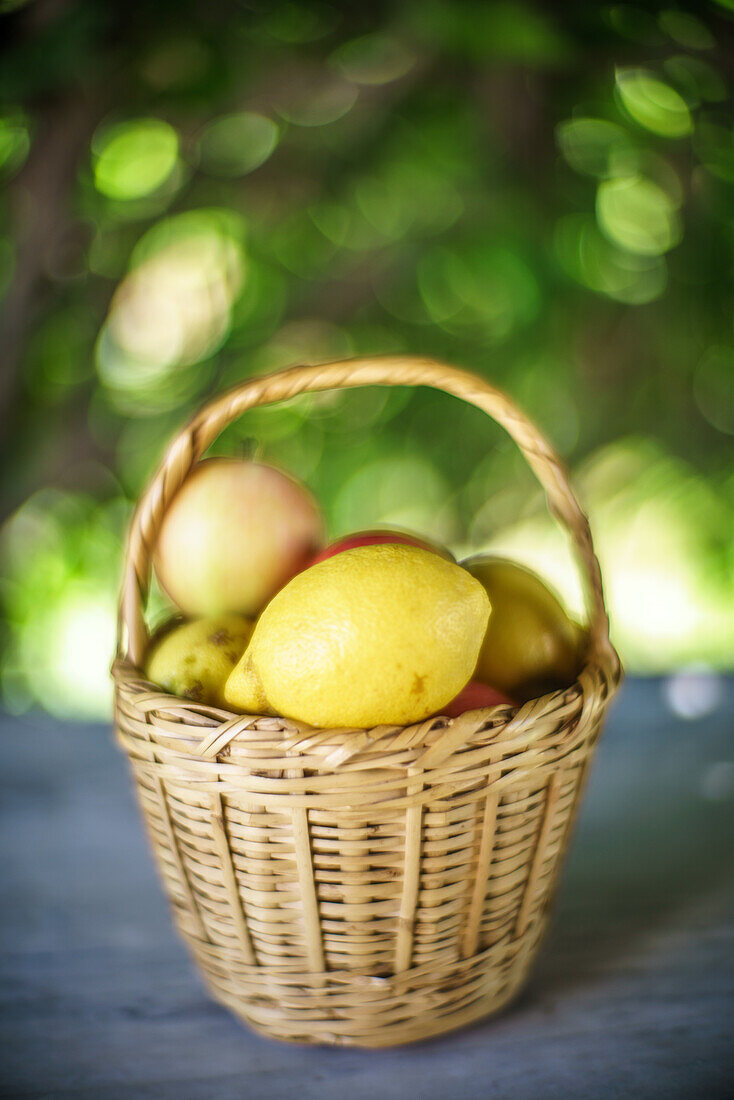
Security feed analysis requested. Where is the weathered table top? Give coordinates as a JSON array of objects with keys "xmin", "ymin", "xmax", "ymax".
[{"xmin": 1, "ymin": 677, "xmax": 733, "ymax": 1099}]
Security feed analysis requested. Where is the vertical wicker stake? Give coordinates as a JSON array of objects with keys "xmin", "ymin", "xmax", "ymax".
[
  {"xmin": 514, "ymin": 773, "xmax": 563, "ymax": 940},
  {"xmin": 395, "ymin": 768, "xmax": 424, "ymax": 973},
  {"xmin": 291, "ymin": 802, "xmax": 326, "ymax": 973},
  {"xmin": 461, "ymin": 791, "xmax": 499, "ymax": 960},
  {"xmin": 113, "ymin": 356, "xmax": 621, "ymax": 1047},
  {"xmin": 210, "ymin": 793, "xmax": 256, "ymax": 964}
]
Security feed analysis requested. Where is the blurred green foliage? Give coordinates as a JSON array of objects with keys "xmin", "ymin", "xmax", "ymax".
[{"xmin": 0, "ymin": 0, "xmax": 733, "ymax": 718}]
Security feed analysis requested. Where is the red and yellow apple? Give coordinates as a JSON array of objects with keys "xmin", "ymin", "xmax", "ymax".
[
  {"xmin": 308, "ymin": 529, "xmax": 453, "ymax": 568},
  {"xmin": 439, "ymin": 680, "xmax": 514, "ymax": 718},
  {"xmin": 155, "ymin": 458, "xmax": 323, "ymax": 617}
]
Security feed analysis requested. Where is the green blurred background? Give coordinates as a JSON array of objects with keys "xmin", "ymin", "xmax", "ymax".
[{"xmin": 1, "ymin": 0, "xmax": 732, "ymax": 721}]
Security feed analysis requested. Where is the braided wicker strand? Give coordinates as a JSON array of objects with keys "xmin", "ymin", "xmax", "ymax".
[{"xmin": 112, "ymin": 356, "xmax": 621, "ymax": 1047}]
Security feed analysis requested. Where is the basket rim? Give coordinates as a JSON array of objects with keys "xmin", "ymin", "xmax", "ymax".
[{"xmin": 112, "ymin": 645, "xmax": 621, "ymax": 770}]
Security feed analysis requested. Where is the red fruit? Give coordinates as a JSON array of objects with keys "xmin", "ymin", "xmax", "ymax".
[
  {"xmin": 439, "ymin": 681, "xmax": 514, "ymax": 718},
  {"xmin": 309, "ymin": 530, "xmax": 452, "ymax": 568}
]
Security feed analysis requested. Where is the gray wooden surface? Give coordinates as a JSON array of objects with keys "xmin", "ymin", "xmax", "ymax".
[{"xmin": 1, "ymin": 678, "xmax": 733, "ymax": 1099}]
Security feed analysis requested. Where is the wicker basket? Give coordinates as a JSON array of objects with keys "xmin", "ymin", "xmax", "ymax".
[{"xmin": 113, "ymin": 357, "xmax": 621, "ymax": 1048}]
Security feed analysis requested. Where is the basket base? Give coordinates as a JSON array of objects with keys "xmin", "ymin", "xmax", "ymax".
[
  {"xmin": 220, "ymin": 974, "xmax": 527, "ymax": 1049},
  {"xmin": 184, "ymin": 921, "xmax": 547, "ymax": 1048}
]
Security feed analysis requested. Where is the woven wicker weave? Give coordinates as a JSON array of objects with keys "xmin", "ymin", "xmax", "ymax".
[{"xmin": 113, "ymin": 357, "xmax": 621, "ymax": 1047}]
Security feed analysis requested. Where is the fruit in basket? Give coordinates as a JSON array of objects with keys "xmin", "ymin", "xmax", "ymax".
[
  {"xmin": 145, "ymin": 613, "xmax": 254, "ymax": 708},
  {"xmin": 463, "ymin": 556, "xmax": 583, "ymax": 701},
  {"xmin": 154, "ymin": 458, "xmax": 323, "ymax": 616},
  {"xmin": 224, "ymin": 543, "xmax": 490, "ymax": 727},
  {"xmin": 308, "ymin": 530, "xmax": 453, "ymax": 567},
  {"xmin": 439, "ymin": 680, "xmax": 514, "ymax": 718}
]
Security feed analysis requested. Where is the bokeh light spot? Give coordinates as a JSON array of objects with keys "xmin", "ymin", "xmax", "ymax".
[
  {"xmin": 331, "ymin": 33, "xmax": 415, "ymax": 85},
  {"xmin": 664, "ymin": 669, "xmax": 723, "ymax": 720},
  {"xmin": 694, "ymin": 120, "xmax": 734, "ymax": 183},
  {"xmin": 333, "ymin": 454, "xmax": 457, "ymax": 544},
  {"xmin": 475, "ymin": 438, "xmax": 734, "ymax": 669},
  {"xmin": 412, "ymin": 0, "xmax": 571, "ymax": 64},
  {"xmin": 0, "ymin": 110, "xmax": 30, "ymax": 178},
  {"xmin": 97, "ymin": 209, "xmax": 245, "ymax": 414},
  {"xmin": 615, "ymin": 69, "xmax": 692, "ymax": 138},
  {"xmin": 555, "ymin": 213, "xmax": 667, "ymax": 303},
  {"xmin": 275, "ymin": 77, "xmax": 357, "ymax": 127},
  {"xmin": 0, "ymin": 492, "xmax": 124, "ymax": 719},
  {"xmin": 700, "ymin": 761, "xmax": 734, "ymax": 801},
  {"xmin": 93, "ymin": 118, "xmax": 179, "ymax": 200},
  {"xmin": 596, "ymin": 175, "xmax": 681, "ymax": 256},
  {"xmin": 141, "ymin": 38, "xmax": 211, "ymax": 90},
  {"xmin": 358, "ymin": 171, "xmax": 458, "ymax": 241},
  {"xmin": 664, "ymin": 56, "xmax": 726, "ymax": 106},
  {"xmin": 604, "ymin": 5, "xmax": 661, "ymax": 44},
  {"xmin": 693, "ymin": 347, "xmax": 734, "ymax": 435},
  {"xmin": 659, "ymin": 10, "xmax": 714, "ymax": 50},
  {"xmin": 0, "ymin": 238, "xmax": 14, "ymax": 298},
  {"xmin": 556, "ymin": 117, "xmax": 636, "ymax": 178},
  {"xmin": 417, "ymin": 243, "xmax": 540, "ymax": 339},
  {"xmin": 198, "ymin": 112, "xmax": 279, "ymax": 177},
  {"xmin": 258, "ymin": 2, "xmax": 339, "ymax": 43},
  {"xmin": 247, "ymin": 318, "xmax": 352, "ymax": 377}
]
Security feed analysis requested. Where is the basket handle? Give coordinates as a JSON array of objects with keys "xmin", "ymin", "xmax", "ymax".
[{"xmin": 118, "ymin": 356, "xmax": 617, "ymax": 675}]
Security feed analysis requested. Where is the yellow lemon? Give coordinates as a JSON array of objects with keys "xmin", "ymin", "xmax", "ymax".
[
  {"xmin": 224, "ymin": 544, "xmax": 490, "ymax": 727},
  {"xmin": 463, "ymin": 556, "xmax": 583, "ymax": 701},
  {"xmin": 146, "ymin": 614, "xmax": 254, "ymax": 708}
]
